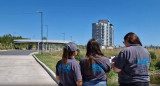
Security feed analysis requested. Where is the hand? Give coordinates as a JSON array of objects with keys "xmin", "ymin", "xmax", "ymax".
[{"xmin": 111, "ymin": 62, "xmax": 115, "ymax": 68}]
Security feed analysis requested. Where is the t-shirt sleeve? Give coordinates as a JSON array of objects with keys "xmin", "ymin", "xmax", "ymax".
[
  {"xmin": 114, "ymin": 51, "xmax": 126, "ymax": 69},
  {"xmin": 56, "ymin": 61, "xmax": 60, "ymax": 76},
  {"xmin": 73, "ymin": 62, "xmax": 82, "ymax": 82},
  {"xmin": 104, "ymin": 58, "xmax": 111, "ymax": 72}
]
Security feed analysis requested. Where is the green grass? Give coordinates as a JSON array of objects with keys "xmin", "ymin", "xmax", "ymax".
[
  {"xmin": 107, "ymin": 82, "xmax": 119, "ymax": 86},
  {"xmin": 35, "ymin": 53, "xmax": 61, "ymax": 72},
  {"xmin": 107, "ymin": 69, "xmax": 118, "ymax": 86}
]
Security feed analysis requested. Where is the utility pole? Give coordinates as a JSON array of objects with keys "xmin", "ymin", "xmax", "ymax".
[{"xmin": 36, "ymin": 11, "xmax": 43, "ymax": 54}]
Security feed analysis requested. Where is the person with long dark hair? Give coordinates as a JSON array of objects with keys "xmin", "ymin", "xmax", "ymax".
[
  {"xmin": 80, "ymin": 39, "xmax": 110, "ymax": 86},
  {"xmin": 56, "ymin": 42, "xmax": 82, "ymax": 86},
  {"xmin": 112, "ymin": 32, "xmax": 151, "ymax": 86}
]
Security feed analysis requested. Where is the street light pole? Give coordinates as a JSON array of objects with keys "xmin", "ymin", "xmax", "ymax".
[
  {"xmin": 62, "ymin": 33, "xmax": 65, "ymax": 42},
  {"xmin": 36, "ymin": 11, "xmax": 43, "ymax": 54},
  {"xmin": 70, "ymin": 36, "xmax": 72, "ymax": 41},
  {"xmin": 45, "ymin": 25, "xmax": 48, "ymax": 52}
]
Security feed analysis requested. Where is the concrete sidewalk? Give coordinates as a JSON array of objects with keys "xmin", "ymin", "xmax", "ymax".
[{"xmin": 0, "ymin": 55, "xmax": 58, "ymax": 86}]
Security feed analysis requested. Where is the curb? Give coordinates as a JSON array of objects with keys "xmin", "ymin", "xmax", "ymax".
[
  {"xmin": 32, "ymin": 54, "xmax": 59, "ymax": 85},
  {"xmin": 0, "ymin": 50, "xmax": 7, "ymax": 51},
  {"xmin": 29, "ymin": 52, "xmax": 39, "ymax": 56}
]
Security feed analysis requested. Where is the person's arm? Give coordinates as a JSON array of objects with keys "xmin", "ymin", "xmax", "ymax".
[
  {"xmin": 56, "ymin": 75, "xmax": 60, "ymax": 81},
  {"xmin": 76, "ymin": 81, "xmax": 82, "ymax": 86},
  {"xmin": 73, "ymin": 62, "xmax": 82, "ymax": 86},
  {"xmin": 111, "ymin": 62, "xmax": 121, "ymax": 72},
  {"xmin": 111, "ymin": 51, "xmax": 126, "ymax": 73},
  {"xmin": 56, "ymin": 61, "xmax": 60, "ymax": 82}
]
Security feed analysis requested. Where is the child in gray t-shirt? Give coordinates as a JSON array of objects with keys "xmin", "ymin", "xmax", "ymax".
[
  {"xmin": 56, "ymin": 42, "xmax": 82, "ymax": 86},
  {"xmin": 80, "ymin": 39, "xmax": 110, "ymax": 86}
]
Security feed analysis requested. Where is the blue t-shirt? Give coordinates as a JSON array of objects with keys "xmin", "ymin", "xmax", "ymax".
[
  {"xmin": 80, "ymin": 57, "xmax": 110, "ymax": 82},
  {"xmin": 114, "ymin": 44, "xmax": 151, "ymax": 83},
  {"xmin": 56, "ymin": 57, "xmax": 82, "ymax": 86}
]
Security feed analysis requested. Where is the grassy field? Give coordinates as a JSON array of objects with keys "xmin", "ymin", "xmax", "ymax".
[
  {"xmin": 149, "ymin": 49, "xmax": 160, "ymax": 59},
  {"xmin": 35, "ymin": 49, "xmax": 160, "ymax": 86}
]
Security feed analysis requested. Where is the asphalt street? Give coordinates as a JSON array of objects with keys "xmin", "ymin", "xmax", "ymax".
[
  {"xmin": 0, "ymin": 50, "xmax": 37, "ymax": 55},
  {"xmin": 0, "ymin": 50, "xmax": 58, "ymax": 86}
]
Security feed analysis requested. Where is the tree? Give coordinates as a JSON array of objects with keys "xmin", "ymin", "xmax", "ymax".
[
  {"xmin": 42, "ymin": 37, "xmax": 47, "ymax": 40},
  {"xmin": 0, "ymin": 34, "xmax": 28, "ymax": 49}
]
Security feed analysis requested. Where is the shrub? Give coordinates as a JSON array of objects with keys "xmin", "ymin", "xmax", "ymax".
[
  {"xmin": 155, "ymin": 60, "xmax": 160, "ymax": 69},
  {"xmin": 108, "ymin": 69, "xmax": 117, "ymax": 78},
  {"xmin": 149, "ymin": 51, "xmax": 157, "ymax": 59},
  {"xmin": 149, "ymin": 59, "xmax": 156, "ymax": 71},
  {"xmin": 107, "ymin": 69, "xmax": 118, "ymax": 86},
  {"xmin": 75, "ymin": 50, "xmax": 84, "ymax": 61}
]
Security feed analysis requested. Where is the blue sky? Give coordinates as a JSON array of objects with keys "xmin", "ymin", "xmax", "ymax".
[{"xmin": 0, "ymin": 0, "xmax": 160, "ymax": 46}]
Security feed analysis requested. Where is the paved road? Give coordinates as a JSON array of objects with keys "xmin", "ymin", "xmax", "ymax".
[
  {"xmin": 0, "ymin": 50, "xmax": 58, "ymax": 86},
  {"xmin": 0, "ymin": 50, "xmax": 37, "ymax": 55}
]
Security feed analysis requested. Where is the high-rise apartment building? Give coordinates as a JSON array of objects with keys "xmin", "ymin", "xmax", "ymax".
[{"xmin": 92, "ymin": 20, "xmax": 114, "ymax": 48}]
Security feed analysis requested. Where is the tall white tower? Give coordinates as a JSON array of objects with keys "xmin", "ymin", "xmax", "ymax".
[{"xmin": 92, "ymin": 20, "xmax": 114, "ymax": 48}]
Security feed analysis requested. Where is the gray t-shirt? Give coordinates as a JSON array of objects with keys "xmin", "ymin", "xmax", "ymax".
[
  {"xmin": 114, "ymin": 44, "xmax": 151, "ymax": 83},
  {"xmin": 56, "ymin": 57, "xmax": 82, "ymax": 86},
  {"xmin": 80, "ymin": 57, "xmax": 110, "ymax": 82}
]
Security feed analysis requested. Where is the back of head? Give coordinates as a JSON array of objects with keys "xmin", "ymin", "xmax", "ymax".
[
  {"xmin": 62, "ymin": 42, "xmax": 78, "ymax": 65},
  {"xmin": 86, "ymin": 39, "xmax": 104, "ymax": 57},
  {"xmin": 85, "ymin": 39, "xmax": 104, "ymax": 74},
  {"xmin": 124, "ymin": 32, "xmax": 142, "ymax": 46}
]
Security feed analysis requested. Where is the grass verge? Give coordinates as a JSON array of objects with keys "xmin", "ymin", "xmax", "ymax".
[{"xmin": 35, "ymin": 53, "xmax": 61, "ymax": 72}]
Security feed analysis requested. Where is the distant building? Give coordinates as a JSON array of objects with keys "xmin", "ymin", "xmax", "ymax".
[{"xmin": 92, "ymin": 20, "xmax": 114, "ymax": 48}]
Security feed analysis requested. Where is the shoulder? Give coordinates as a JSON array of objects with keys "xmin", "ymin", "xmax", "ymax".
[
  {"xmin": 70, "ymin": 59, "xmax": 81, "ymax": 70},
  {"xmin": 57, "ymin": 60, "xmax": 62, "ymax": 64},
  {"xmin": 68, "ymin": 58, "xmax": 80, "ymax": 67},
  {"xmin": 100, "ymin": 57, "xmax": 110, "ymax": 64},
  {"xmin": 121, "ymin": 46, "xmax": 148, "ymax": 53},
  {"xmin": 56, "ymin": 60, "xmax": 62, "ymax": 66},
  {"xmin": 97, "ymin": 57, "xmax": 109, "ymax": 61},
  {"xmin": 141, "ymin": 47, "xmax": 150, "ymax": 57},
  {"xmin": 143, "ymin": 47, "xmax": 150, "ymax": 53},
  {"xmin": 119, "ymin": 47, "xmax": 132, "ymax": 54},
  {"xmin": 121, "ymin": 47, "xmax": 130, "ymax": 52},
  {"xmin": 102, "ymin": 57, "xmax": 109, "ymax": 60},
  {"xmin": 68, "ymin": 58, "xmax": 78, "ymax": 64}
]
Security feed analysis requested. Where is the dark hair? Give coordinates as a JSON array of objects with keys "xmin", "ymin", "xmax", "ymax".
[
  {"xmin": 62, "ymin": 46, "xmax": 75, "ymax": 65},
  {"xmin": 85, "ymin": 39, "xmax": 104, "ymax": 73},
  {"xmin": 124, "ymin": 32, "xmax": 142, "ymax": 46}
]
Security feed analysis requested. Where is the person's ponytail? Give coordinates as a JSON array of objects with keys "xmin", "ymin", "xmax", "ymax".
[{"xmin": 62, "ymin": 46, "xmax": 69, "ymax": 65}]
